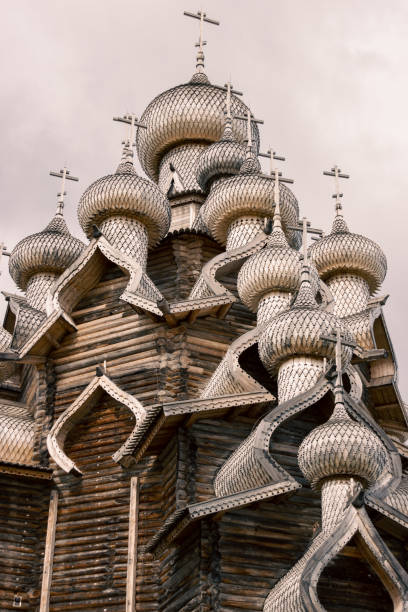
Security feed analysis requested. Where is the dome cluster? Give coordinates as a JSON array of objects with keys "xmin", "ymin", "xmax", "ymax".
[{"xmin": 136, "ymin": 74, "xmax": 259, "ymax": 181}]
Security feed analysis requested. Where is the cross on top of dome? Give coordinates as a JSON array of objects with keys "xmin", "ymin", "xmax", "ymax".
[
  {"xmin": 113, "ymin": 114, "xmax": 147, "ymax": 148},
  {"xmin": 49, "ymin": 166, "xmax": 79, "ymax": 215},
  {"xmin": 320, "ymin": 326, "xmax": 357, "ymax": 407},
  {"xmin": 183, "ymin": 9, "xmax": 220, "ymax": 73},
  {"xmin": 288, "ymin": 216, "xmax": 323, "ymax": 263},
  {"xmin": 323, "ymin": 165, "xmax": 350, "ymax": 215},
  {"xmin": 235, "ymin": 110, "xmax": 264, "ymax": 154}
]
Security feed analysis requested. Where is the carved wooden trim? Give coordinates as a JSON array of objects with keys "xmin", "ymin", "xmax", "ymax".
[{"xmin": 47, "ymin": 374, "xmax": 147, "ymax": 475}]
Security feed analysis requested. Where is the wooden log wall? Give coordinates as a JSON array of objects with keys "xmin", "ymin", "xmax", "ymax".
[
  {"xmin": 2, "ymin": 233, "xmax": 406, "ymax": 610},
  {"xmin": 0, "ymin": 475, "xmax": 48, "ymax": 611}
]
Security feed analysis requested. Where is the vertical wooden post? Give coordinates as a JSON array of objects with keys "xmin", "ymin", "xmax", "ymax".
[
  {"xmin": 40, "ymin": 489, "xmax": 58, "ymax": 612},
  {"xmin": 126, "ymin": 477, "xmax": 139, "ymax": 612}
]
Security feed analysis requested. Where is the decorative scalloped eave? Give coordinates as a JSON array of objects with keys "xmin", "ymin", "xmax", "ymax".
[
  {"xmin": 49, "ymin": 236, "xmax": 163, "ymax": 317},
  {"xmin": 47, "ymin": 373, "xmax": 147, "ymax": 476}
]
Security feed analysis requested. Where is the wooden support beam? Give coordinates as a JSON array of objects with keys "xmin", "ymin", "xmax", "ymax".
[
  {"xmin": 40, "ymin": 489, "xmax": 58, "ymax": 612},
  {"xmin": 126, "ymin": 476, "xmax": 139, "ymax": 612}
]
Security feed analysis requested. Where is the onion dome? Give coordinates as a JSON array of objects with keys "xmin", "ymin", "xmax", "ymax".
[
  {"xmin": 201, "ymin": 152, "xmax": 300, "ymax": 246},
  {"xmin": 135, "ymin": 72, "xmax": 259, "ymax": 181},
  {"xmin": 196, "ymin": 116, "xmax": 246, "ymax": 191},
  {"xmin": 78, "ymin": 143, "xmax": 171, "ymax": 247},
  {"xmin": 9, "ymin": 213, "xmax": 84, "ymax": 292},
  {"xmin": 237, "ymin": 204, "xmax": 305, "ymax": 311},
  {"xmin": 309, "ymin": 213, "xmax": 387, "ymax": 293},
  {"xmin": 259, "ymin": 266, "xmax": 354, "ymax": 375},
  {"xmin": 298, "ymin": 402, "xmax": 389, "ymax": 488}
]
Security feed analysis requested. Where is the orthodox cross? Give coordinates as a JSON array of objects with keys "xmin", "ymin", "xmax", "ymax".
[
  {"xmin": 234, "ymin": 110, "xmax": 264, "ymax": 152},
  {"xmin": 258, "ymin": 149, "xmax": 293, "ymax": 233},
  {"xmin": 223, "ymin": 82, "xmax": 235, "ymax": 120},
  {"xmin": 212, "ymin": 82, "xmax": 243, "ymax": 98},
  {"xmin": 323, "ymin": 165, "xmax": 350, "ymax": 215},
  {"xmin": 259, "ymin": 148, "xmax": 285, "ymax": 175},
  {"xmin": 0, "ymin": 243, "xmax": 10, "ymax": 275},
  {"xmin": 113, "ymin": 114, "xmax": 147, "ymax": 147},
  {"xmin": 287, "ymin": 216, "xmax": 323, "ymax": 263},
  {"xmin": 259, "ymin": 148, "xmax": 294, "ymax": 194},
  {"xmin": 320, "ymin": 326, "xmax": 357, "ymax": 389},
  {"xmin": 183, "ymin": 10, "xmax": 220, "ymax": 71},
  {"xmin": 49, "ymin": 167, "xmax": 79, "ymax": 214}
]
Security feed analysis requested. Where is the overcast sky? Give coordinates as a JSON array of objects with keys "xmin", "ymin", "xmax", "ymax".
[{"xmin": 1, "ymin": 0, "xmax": 407, "ymax": 399}]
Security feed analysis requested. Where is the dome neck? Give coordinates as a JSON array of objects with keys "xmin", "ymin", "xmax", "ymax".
[
  {"xmin": 331, "ymin": 212, "xmax": 349, "ymax": 234},
  {"xmin": 189, "ymin": 71, "xmax": 210, "ymax": 84},
  {"xmin": 239, "ymin": 150, "xmax": 261, "ymax": 175},
  {"xmin": 196, "ymin": 47, "xmax": 205, "ymax": 72},
  {"xmin": 293, "ymin": 265, "xmax": 318, "ymax": 309},
  {"xmin": 116, "ymin": 141, "xmax": 136, "ymax": 175},
  {"xmin": 267, "ymin": 199, "xmax": 289, "ymax": 248},
  {"xmin": 331, "ymin": 382, "xmax": 349, "ymax": 421},
  {"xmin": 221, "ymin": 114, "xmax": 234, "ymax": 142},
  {"xmin": 44, "ymin": 212, "xmax": 71, "ymax": 235}
]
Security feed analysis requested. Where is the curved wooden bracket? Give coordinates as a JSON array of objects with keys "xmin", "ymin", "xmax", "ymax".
[
  {"xmin": 300, "ymin": 506, "xmax": 408, "ymax": 611},
  {"xmin": 47, "ymin": 374, "xmax": 147, "ymax": 476}
]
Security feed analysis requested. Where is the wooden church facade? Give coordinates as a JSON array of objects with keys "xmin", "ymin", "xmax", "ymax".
[{"xmin": 0, "ymin": 11, "xmax": 407, "ymax": 612}]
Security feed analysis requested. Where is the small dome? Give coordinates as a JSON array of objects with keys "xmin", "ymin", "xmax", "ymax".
[
  {"xmin": 259, "ymin": 267, "xmax": 354, "ymax": 374},
  {"xmin": 136, "ymin": 73, "xmax": 259, "ymax": 181},
  {"xmin": 201, "ymin": 158, "xmax": 300, "ymax": 246},
  {"xmin": 237, "ymin": 217, "xmax": 300, "ymax": 311},
  {"xmin": 196, "ymin": 132, "xmax": 246, "ymax": 191},
  {"xmin": 298, "ymin": 405, "xmax": 389, "ymax": 488},
  {"xmin": 309, "ymin": 214, "xmax": 387, "ymax": 293},
  {"xmin": 9, "ymin": 214, "xmax": 84, "ymax": 291},
  {"xmin": 78, "ymin": 145, "xmax": 171, "ymax": 247}
]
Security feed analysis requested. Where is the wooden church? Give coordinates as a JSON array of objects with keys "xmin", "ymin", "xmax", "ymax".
[{"xmin": 0, "ymin": 9, "xmax": 407, "ymax": 612}]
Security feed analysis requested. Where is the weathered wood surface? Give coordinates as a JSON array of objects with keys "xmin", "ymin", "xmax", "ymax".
[
  {"xmin": 0, "ymin": 475, "xmax": 48, "ymax": 611},
  {"xmin": 40, "ymin": 489, "xmax": 58, "ymax": 612},
  {"xmin": 126, "ymin": 476, "xmax": 139, "ymax": 612},
  {"xmin": 0, "ymin": 234, "xmax": 406, "ymax": 611}
]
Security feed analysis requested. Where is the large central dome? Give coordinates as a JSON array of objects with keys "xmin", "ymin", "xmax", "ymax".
[{"xmin": 136, "ymin": 72, "xmax": 260, "ymax": 181}]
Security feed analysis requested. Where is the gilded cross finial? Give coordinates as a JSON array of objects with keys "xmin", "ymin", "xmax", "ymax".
[
  {"xmin": 49, "ymin": 167, "xmax": 79, "ymax": 215},
  {"xmin": 183, "ymin": 9, "xmax": 220, "ymax": 72},
  {"xmin": 323, "ymin": 165, "xmax": 350, "ymax": 215},
  {"xmin": 113, "ymin": 114, "xmax": 147, "ymax": 148}
]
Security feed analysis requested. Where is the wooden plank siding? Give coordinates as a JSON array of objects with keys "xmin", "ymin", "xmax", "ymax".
[
  {"xmin": 0, "ymin": 475, "xmax": 49, "ymax": 611},
  {"xmin": 1, "ymin": 234, "xmax": 406, "ymax": 610}
]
